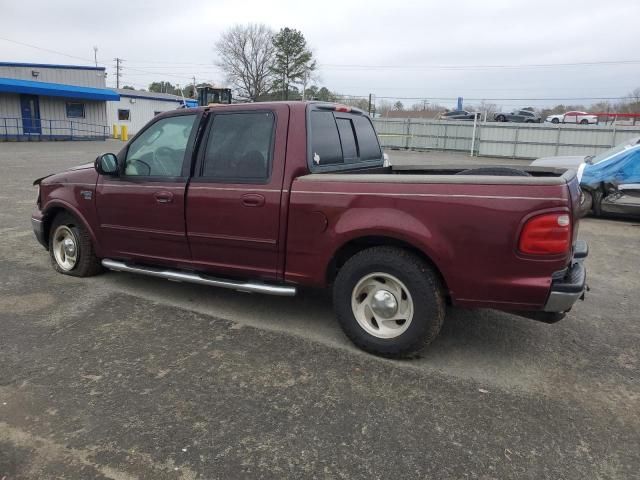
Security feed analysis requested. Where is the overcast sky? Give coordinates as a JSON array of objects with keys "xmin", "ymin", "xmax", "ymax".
[{"xmin": 1, "ymin": 0, "xmax": 639, "ymax": 109}]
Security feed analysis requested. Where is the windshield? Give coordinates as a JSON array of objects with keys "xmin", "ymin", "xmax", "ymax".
[{"xmin": 589, "ymin": 136, "xmax": 640, "ymax": 164}]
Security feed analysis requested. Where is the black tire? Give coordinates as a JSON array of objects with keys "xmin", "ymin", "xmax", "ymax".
[
  {"xmin": 333, "ymin": 246, "xmax": 445, "ymax": 358},
  {"xmin": 456, "ymin": 167, "xmax": 531, "ymax": 177},
  {"xmin": 551, "ymin": 118, "xmax": 560, "ymax": 124},
  {"xmin": 578, "ymin": 189, "xmax": 593, "ymax": 217},
  {"xmin": 49, "ymin": 212, "xmax": 102, "ymax": 277},
  {"xmin": 580, "ymin": 119, "xmax": 589, "ymax": 125},
  {"xmin": 496, "ymin": 115, "xmax": 506, "ymax": 122}
]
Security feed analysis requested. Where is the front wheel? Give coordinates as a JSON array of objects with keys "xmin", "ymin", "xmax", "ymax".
[
  {"xmin": 551, "ymin": 118, "xmax": 560, "ymax": 124},
  {"xmin": 333, "ymin": 246, "xmax": 445, "ymax": 358},
  {"xmin": 496, "ymin": 115, "xmax": 506, "ymax": 122},
  {"xmin": 49, "ymin": 213, "xmax": 102, "ymax": 277}
]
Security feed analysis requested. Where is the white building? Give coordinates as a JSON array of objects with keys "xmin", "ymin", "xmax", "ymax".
[
  {"xmin": 107, "ymin": 89, "xmax": 197, "ymax": 136},
  {"xmin": 0, "ymin": 62, "xmax": 118, "ymax": 140}
]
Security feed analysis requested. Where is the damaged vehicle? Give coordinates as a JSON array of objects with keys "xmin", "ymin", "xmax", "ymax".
[{"xmin": 531, "ymin": 136, "xmax": 640, "ymax": 217}]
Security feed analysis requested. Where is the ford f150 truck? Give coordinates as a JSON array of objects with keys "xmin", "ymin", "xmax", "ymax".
[{"xmin": 32, "ymin": 101, "xmax": 588, "ymax": 357}]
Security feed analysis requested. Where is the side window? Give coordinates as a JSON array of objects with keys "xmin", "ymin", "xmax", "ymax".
[
  {"xmin": 118, "ymin": 109, "xmax": 130, "ymax": 121},
  {"xmin": 124, "ymin": 114, "xmax": 196, "ymax": 177},
  {"xmin": 352, "ymin": 116, "xmax": 382, "ymax": 160},
  {"xmin": 201, "ymin": 112, "xmax": 274, "ymax": 182},
  {"xmin": 66, "ymin": 102, "xmax": 85, "ymax": 118},
  {"xmin": 310, "ymin": 111, "xmax": 342, "ymax": 165}
]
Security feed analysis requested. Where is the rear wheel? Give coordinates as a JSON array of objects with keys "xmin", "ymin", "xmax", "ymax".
[
  {"xmin": 579, "ymin": 189, "xmax": 593, "ymax": 217},
  {"xmin": 333, "ymin": 246, "xmax": 445, "ymax": 358},
  {"xmin": 551, "ymin": 118, "xmax": 560, "ymax": 124},
  {"xmin": 496, "ymin": 114, "xmax": 506, "ymax": 122},
  {"xmin": 580, "ymin": 119, "xmax": 589, "ymax": 125},
  {"xmin": 49, "ymin": 213, "xmax": 102, "ymax": 277}
]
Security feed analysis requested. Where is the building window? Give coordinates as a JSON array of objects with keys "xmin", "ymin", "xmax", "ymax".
[
  {"xmin": 118, "ymin": 109, "xmax": 130, "ymax": 121},
  {"xmin": 66, "ymin": 102, "xmax": 85, "ymax": 118}
]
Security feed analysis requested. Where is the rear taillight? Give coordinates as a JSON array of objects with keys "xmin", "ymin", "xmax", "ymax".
[{"xmin": 519, "ymin": 213, "xmax": 571, "ymax": 255}]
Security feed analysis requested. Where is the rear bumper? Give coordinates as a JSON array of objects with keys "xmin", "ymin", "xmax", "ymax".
[
  {"xmin": 543, "ymin": 240, "xmax": 588, "ymax": 313},
  {"xmin": 31, "ymin": 214, "xmax": 47, "ymax": 249}
]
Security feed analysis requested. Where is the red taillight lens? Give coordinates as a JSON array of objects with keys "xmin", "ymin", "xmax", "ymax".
[
  {"xmin": 334, "ymin": 104, "xmax": 352, "ymax": 112},
  {"xmin": 519, "ymin": 213, "xmax": 571, "ymax": 255}
]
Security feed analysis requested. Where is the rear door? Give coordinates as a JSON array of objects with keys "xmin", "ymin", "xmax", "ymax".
[
  {"xmin": 96, "ymin": 112, "xmax": 199, "ymax": 263},
  {"xmin": 185, "ymin": 104, "xmax": 289, "ymax": 280}
]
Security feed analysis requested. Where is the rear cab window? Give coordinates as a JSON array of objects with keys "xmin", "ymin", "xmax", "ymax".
[{"xmin": 308, "ymin": 105, "xmax": 383, "ymax": 172}]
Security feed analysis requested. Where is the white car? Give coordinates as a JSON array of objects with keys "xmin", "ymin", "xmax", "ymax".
[{"xmin": 545, "ymin": 111, "xmax": 598, "ymax": 125}]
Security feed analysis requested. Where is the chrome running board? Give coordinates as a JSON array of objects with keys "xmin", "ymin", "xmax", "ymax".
[{"xmin": 101, "ymin": 259, "xmax": 297, "ymax": 296}]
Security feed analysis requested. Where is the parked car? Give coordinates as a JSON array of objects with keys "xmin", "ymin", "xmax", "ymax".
[
  {"xmin": 531, "ymin": 136, "xmax": 640, "ymax": 217},
  {"xmin": 545, "ymin": 111, "xmax": 598, "ymax": 125},
  {"xmin": 494, "ymin": 109, "xmax": 542, "ymax": 123},
  {"xmin": 32, "ymin": 101, "xmax": 588, "ymax": 358},
  {"xmin": 439, "ymin": 110, "xmax": 481, "ymax": 121}
]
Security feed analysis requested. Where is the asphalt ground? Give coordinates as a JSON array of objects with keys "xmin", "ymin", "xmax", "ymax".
[{"xmin": 0, "ymin": 140, "xmax": 638, "ymax": 479}]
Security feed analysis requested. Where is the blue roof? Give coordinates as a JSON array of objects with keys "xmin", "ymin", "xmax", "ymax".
[
  {"xmin": 0, "ymin": 77, "xmax": 119, "ymax": 101},
  {"xmin": 0, "ymin": 62, "xmax": 105, "ymax": 71}
]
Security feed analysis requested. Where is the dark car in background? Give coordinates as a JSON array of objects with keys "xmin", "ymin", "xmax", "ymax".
[
  {"xmin": 494, "ymin": 109, "xmax": 542, "ymax": 123},
  {"xmin": 439, "ymin": 110, "xmax": 481, "ymax": 121}
]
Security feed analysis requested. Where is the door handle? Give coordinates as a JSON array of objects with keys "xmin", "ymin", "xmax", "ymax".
[
  {"xmin": 241, "ymin": 193, "xmax": 265, "ymax": 207},
  {"xmin": 154, "ymin": 191, "xmax": 174, "ymax": 204}
]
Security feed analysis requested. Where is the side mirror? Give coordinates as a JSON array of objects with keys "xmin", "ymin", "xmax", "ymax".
[{"xmin": 95, "ymin": 153, "xmax": 119, "ymax": 176}]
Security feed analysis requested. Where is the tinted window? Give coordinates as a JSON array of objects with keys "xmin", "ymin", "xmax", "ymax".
[
  {"xmin": 118, "ymin": 109, "xmax": 130, "ymax": 121},
  {"xmin": 310, "ymin": 111, "xmax": 342, "ymax": 165},
  {"xmin": 336, "ymin": 118, "xmax": 357, "ymax": 161},
  {"xmin": 353, "ymin": 115, "xmax": 382, "ymax": 160},
  {"xmin": 202, "ymin": 112, "xmax": 274, "ymax": 181},
  {"xmin": 125, "ymin": 114, "xmax": 196, "ymax": 176}
]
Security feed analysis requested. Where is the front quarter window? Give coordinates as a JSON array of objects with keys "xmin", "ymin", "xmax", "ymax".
[{"xmin": 124, "ymin": 114, "xmax": 196, "ymax": 177}]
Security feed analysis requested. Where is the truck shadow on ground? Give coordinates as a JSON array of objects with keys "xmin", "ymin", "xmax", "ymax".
[{"xmin": 103, "ymin": 271, "xmax": 556, "ymax": 386}]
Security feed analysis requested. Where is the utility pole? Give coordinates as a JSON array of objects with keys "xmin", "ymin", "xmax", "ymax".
[
  {"xmin": 192, "ymin": 76, "xmax": 196, "ymax": 98},
  {"xmin": 93, "ymin": 46, "xmax": 98, "ymax": 67},
  {"xmin": 368, "ymin": 93, "xmax": 372, "ymax": 115},
  {"xmin": 113, "ymin": 57, "xmax": 124, "ymax": 89}
]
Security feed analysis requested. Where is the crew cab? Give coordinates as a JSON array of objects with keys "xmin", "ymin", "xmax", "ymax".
[{"xmin": 32, "ymin": 102, "xmax": 588, "ymax": 357}]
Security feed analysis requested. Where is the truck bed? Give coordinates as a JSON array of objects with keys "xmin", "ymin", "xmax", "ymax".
[{"xmin": 286, "ymin": 166, "xmax": 581, "ymax": 311}]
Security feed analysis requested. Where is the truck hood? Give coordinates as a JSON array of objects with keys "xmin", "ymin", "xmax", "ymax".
[
  {"xmin": 530, "ymin": 155, "xmax": 586, "ymax": 169},
  {"xmin": 35, "ymin": 162, "xmax": 97, "ymax": 186}
]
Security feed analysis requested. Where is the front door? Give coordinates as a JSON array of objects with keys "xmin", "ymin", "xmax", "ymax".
[
  {"xmin": 20, "ymin": 94, "xmax": 41, "ymax": 134},
  {"xmin": 186, "ymin": 105, "xmax": 288, "ymax": 280},
  {"xmin": 96, "ymin": 112, "xmax": 199, "ymax": 263}
]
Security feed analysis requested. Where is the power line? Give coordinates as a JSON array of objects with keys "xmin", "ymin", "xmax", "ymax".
[
  {"xmin": 320, "ymin": 60, "xmax": 640, "ymax": 71},
  {"xmin": 0, "ymin": 36, "xmax": 105, "ymax": 66}
]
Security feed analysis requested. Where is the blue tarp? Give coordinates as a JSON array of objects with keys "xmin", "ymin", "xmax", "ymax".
[
  {"xmin": 581, "ymin": 145, "xmax": 640, "ymax": 187},
  {"xmin": 0, "ymin": 77, "xmax": 119, "ymax": 101}
]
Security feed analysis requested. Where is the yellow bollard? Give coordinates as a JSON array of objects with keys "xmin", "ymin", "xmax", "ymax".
[
  {"xmin": 121, "ymin": 125, "xmax": 128, "ymax": 142},
  {"xmin": 112, "ymin": 124, "xmax": 119, "ymax": 139}
]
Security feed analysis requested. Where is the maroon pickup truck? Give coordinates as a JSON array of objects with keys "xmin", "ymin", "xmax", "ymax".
[{"xmin": 32, "ymin": 101, "xmax": 588, "ymax": 357}]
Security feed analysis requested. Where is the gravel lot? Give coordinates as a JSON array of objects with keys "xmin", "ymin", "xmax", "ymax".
[{"xmin": 1, "ymin": 140, "xmax": 639, "ymax": 479}]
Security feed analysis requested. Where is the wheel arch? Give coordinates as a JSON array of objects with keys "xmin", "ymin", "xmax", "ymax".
[
  {"xmin": 42, "ymin": 201, "xmax": 100, "ymax": 253},
  {"xmin": 326, "ymin": 235, "xmax": 450, "ymax": 300}
]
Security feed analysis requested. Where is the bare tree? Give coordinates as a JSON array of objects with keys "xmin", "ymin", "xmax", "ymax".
[{"xmin": 215, "ymin": 24, "xmax": 276, "ymax": 101}]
